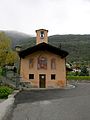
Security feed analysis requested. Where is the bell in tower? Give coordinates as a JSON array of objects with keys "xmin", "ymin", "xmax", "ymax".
[
  {"xmin": 40, "ymin": 31, "xmax": 44, "ymax": 39},
  {"xmin": 36, "ymin": 29, "xmax": 48, "ymax": 44}
]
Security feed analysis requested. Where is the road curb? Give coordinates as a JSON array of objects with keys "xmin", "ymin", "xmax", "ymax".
[{"xmin": 0, "ymin": 90, "xmax": 19, "ymax": 120}]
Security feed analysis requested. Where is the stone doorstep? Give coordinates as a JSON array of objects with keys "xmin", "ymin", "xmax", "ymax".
[{"xmin": 20, "ymin": 84, "xmax": 75, "ymax": 91}]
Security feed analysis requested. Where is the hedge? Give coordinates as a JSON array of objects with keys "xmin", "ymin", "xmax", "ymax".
[
  {"xmin": 67, "ymin": 76, "xmax": 90, "ymax": 80},
  {"xmin": 0, "ymin": 86, "xmax": 14, "ymax": 99}
]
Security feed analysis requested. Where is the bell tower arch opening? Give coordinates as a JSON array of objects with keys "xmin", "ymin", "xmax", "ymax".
[{"xmin": 36, "ymin": 29, "xmax": 48, "ymax": 44}]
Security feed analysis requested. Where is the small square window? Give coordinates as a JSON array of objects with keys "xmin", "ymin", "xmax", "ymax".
[
  {"xmin": 29, "ymin": 74, "xmax": 34, "ymax": 79},
  {"xmin": 51, "ymin": 74, "xmax": 56, "ymax": 80}
]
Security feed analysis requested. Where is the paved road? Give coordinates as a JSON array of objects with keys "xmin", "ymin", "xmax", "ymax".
[{"xmin": 7, "ymin": 83, "xmax": 90, "ymax": 120}]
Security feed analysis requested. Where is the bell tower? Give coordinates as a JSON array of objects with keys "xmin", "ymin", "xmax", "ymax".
[{"xmin": 35, "ymin": 29, "xmax": 48, "ymax": 44}]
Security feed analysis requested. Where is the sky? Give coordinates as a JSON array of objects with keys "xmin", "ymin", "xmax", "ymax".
[{"xmin": 0, "ymin": 0, "xmax": 90, "ymax": 36}]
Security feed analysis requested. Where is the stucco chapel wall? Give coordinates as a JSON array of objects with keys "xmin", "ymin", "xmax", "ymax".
[{"xmin": 20, "ymin": 51, "xmax": 66, "ymax": 88}]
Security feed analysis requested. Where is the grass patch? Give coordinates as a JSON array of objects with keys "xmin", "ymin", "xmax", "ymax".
[
  {"xmin": 67, "ymin": 76, "xmax": 90, "ymax": 80},
  {"xmin": 0, "ymin": 85, "xmax": 14, "ymax": 99}
]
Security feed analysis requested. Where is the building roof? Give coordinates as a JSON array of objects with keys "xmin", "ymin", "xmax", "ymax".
[
  {"xmin": 35, "ymin": 29, "xmax": 48, "ymax": 33},
  {"xmin": 19, "ymin": 42, "xmax": 69, "ymax": 58}
]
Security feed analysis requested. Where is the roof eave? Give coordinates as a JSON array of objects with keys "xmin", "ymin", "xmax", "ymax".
[{"xmin": 19, "ymin": 43, "xmax": 69, "ymax": 58}]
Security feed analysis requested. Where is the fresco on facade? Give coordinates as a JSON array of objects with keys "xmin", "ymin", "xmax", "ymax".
[
  {"xmin": 51, "ymin": 58, "xmax": 56, "ymax": 69},
  {"xmin": 29, "ymin": 58, "xmax": 33, "ymax": 68},
  {"xmin": 37, "ymin": 56, "xmax": 47, "ymax": 69}
]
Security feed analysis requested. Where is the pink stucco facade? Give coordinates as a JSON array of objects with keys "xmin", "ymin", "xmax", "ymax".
[
  {"xmin": 20, "ymin": 51, "xmax": 67, "ymax": 88},
  {"xmin": 19, "ymin": 29, "xmax": 68, "ymax": 88}
]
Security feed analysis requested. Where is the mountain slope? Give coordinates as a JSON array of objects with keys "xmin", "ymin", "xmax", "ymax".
[
  {"xmin": 0, "ymin": 30, "xmax": 32, "ymax": 48},
  {"xmin": 1, "ymin": 31, "xmax": 90, "ymax": 62},
  {"xmin": 48, "ymin": 35, "xmax": 90, "ymax": 62},
  {"xmin": 19, "ymin": 34, "xmax": 90, "ymax": 62}
]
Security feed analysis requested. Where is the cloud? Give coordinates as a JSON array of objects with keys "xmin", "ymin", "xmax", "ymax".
[
  {"xmin": 0, "ymin": 0, "xmax": 90, "ymax": 35},
  {"xmin": 83, "ymin": 0, "xmax": 90, "ymax": 2}
]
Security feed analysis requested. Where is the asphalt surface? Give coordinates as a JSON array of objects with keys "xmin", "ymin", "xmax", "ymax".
[{"xmin": 7, "ymin": 83, "xmax": 90, "ymax": 120}]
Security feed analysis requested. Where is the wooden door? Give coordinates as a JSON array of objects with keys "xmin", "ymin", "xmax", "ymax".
[{"xmin": 39, "ymin": 74, "xmax": 46, "ymax": 88}]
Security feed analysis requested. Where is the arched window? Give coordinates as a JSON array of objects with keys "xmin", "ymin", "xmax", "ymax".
[
  {"xmin": 37, "ymin": 56, "xmax": 47, "ymax": 69},
  {"xmin": 40, "ymin": 31, "xmax": 44, "ymax": 39},
  {"xmin": 51, "ymin": 58, "xmax": 56, "ymax": 69},
  {"xmin": 29, "ymin": 58, "xmax": 33, "ymax": 68}
]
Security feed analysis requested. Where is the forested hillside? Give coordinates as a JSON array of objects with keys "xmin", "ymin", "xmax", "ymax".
[
  {"xmin": 2, "ymin": 31, "xmax": 90, "ymax": 63},
  {"xmin": 19, "ymin": 35, "xmax": 90, "ymax": 63},
  {"xmin": 0, "ymin": 30, "xmax": 31, "ymax": 48},
  {"xmin": 48, "ymin": 35, "xmax": 90, "ymax": 62}
]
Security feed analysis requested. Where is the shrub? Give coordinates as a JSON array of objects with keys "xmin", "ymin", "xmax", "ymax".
[
  {"xmin": 67, "ymin": 76, "xmax": 90, "ymax": 80},
  {"xmin": 0, "ymin": 86, "xmax": 14, "ymax": 99},
  {"xmin": 80, "ymin": 66, "xmax": 89, "ymax": 76}
]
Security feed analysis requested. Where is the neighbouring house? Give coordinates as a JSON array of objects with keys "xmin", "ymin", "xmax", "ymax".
[
  {"xmin": 18, "ymin": 29, "xmax": 69, "ymax": 88},
  {"xmin": 66, "ymin": 63, "xmax": 73, "ymax": 73}
]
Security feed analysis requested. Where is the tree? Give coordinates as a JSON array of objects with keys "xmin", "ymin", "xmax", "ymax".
[
  {"xmin": 5, "ymin": 51, "xmax": 18, "ymax": 65},
  {"xmin": 0, "ymin": 32, "xmax": 18, "ymax": 67}
]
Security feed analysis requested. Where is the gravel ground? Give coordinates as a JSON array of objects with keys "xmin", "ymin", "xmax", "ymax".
[{"xmin": 6, "ymin": 83, "xmax": 90, "ymax": 120}]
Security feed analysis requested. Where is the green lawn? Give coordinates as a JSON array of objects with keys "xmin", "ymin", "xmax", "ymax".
[{"xmin": 67, "ymin": 76, "xmax": 90, "ymax": 81}]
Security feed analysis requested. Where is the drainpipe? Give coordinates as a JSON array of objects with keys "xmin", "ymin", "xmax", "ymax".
[{"xmin": 65, "ymin": 58, "xmax": 67, "ymax": 86}]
